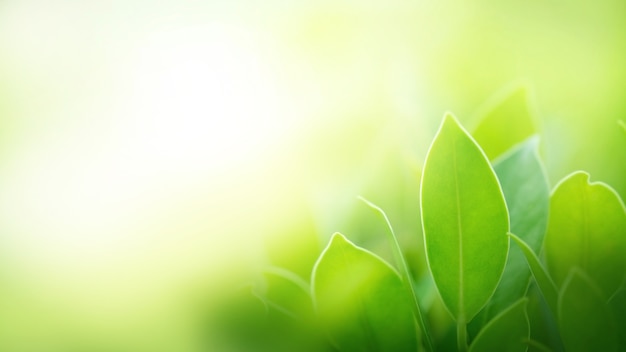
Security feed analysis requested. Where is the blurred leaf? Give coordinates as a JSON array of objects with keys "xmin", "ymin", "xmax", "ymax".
[
  {"xmin": 420, "ymin": 114, "xmax": 509, "ymax": 323},
  {"xmin": 208, "ymin": 285, "xmax": 269, "ymax": 350},
  {"xmin": 608, "ymin": 287, "xmax": 626, "ymax": 349},
  {"xmin": 358, "ymin": 197, "xmax": 433, "ymax": 350},
  {"xmin": 525, "ymin": 284, "xmax": 565, "ymax": 352},
  {"xmin": 509, "ymin": 234, "xmax": 558, "ymax": 317},
  {"xmin": 544, "ymin": 171, "xmax": 626, "ymax": 298},
  {"xmin": 619, "ymin": 120, "xmax": 626, "ymax": 135},
  {"xmin": 470, "ymin": 137, "xmax": 549, "ymax": 332},
  {"xmin": 311, "ymin": 233, "xmax": 418, "ymax": 352},
  {"xmin": 471, "ymin": 85, "xmax": 537, "ymax": 160},
  {"xmin": 468, "ymin": 298, "xmax": 529, "ymax": 352},
  {"xmin": 263, "ymin": 267, "xmax": 312, "ymax": 319},
  {"xmin": 557, "ymin": 270, "xmax": 619, "ymax": 352}
]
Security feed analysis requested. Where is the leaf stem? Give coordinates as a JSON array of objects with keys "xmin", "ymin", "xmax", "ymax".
[
  {"xmin": 457, "ymin": 319, "xmax": 468, "ymax": 352},
  {"xmin": 358, "ymin": 197, "xmax": 433, "ymax": 352}
]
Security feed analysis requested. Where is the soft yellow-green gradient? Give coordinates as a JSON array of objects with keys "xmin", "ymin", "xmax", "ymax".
[{"xmin": 0, "ymin": 0, "xmax": 625, "ymax": 350}]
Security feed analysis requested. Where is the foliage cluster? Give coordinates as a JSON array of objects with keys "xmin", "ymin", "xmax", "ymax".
[{"xmin": 208, "ymin": 88, "xmax": 626, "ymax": 352}]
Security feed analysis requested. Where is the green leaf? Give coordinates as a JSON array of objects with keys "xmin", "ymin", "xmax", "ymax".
[
  {"xmin": 544, "ymin": 171, "xmax": 626, "ymax": 297},
  {"xmin": 311, "ymin": 233, "xmax": 418, "ymax": 352},
  {"xmin": 262, "ymin": 267, "xmax": 312, "ymax": 319},
  {"xmin": 471, "ymin": 85, "xmax": 537, "ymax": 160},
  {"xmin": 471, "ymin": 137, "xmax": 549, "ymax": 329},
  {"xmin": 468, "ymin": 298, "xmax": 529, "ymax": 352},
  {"xmin": 509, "ymin": 234, "xmax": 558, "ymax": 317},
  {"xmin": 358, "ymin": 197, "xmax": 433, "ymax": 351},
  {"xmin": 608, "ymin": 286, "xmax": 626, "ymax": 349},
  {"xmin": 558, "ymin": 269, "xmax": 619, "ymax": 352},
  {"xmin": 420, "ymin": 113, "xmax": 509, "ymax": 323},
  {"xmin": 619, "ymin": 120, "xmax": 626, "ymax": 134}
]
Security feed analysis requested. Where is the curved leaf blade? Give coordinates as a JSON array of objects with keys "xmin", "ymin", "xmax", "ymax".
[
  {"xmin": 545, "ymin": 171, "xmax": 626, "ymax": 297},
  {"xmin": 421, "ymin": 114, "xmax": 509, "ymax": 322},
  {"xmin": 469, "ymin": 298, "xmax": 529, "ymax": 352},
  {"xmin": 471, "ymin": 85, "xmax": 537, "ymax": 160},
  {"xmin": 311, "ymin": 233, "xmax": 418, "ymax": 352},
  {"xmin": 509, "ymin": 234, "xmax": 558, "ymax": 317},
  {"xmin": 558, "ymin": 270, "xmax": 619, "ymax": 352},
  {"xmin": 471, "ymin": 137, "xmax": 549, "ymax": 329}
]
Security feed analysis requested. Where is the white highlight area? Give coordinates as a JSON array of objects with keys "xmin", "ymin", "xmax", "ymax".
[{"xmin": 0, "ymin": 23, "xmax": 293, "ymax": 303}]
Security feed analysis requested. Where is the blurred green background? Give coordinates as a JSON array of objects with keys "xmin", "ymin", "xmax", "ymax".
[{"xmin": 0, "ymin": 0, "xmax": 625, "ymax": 350}]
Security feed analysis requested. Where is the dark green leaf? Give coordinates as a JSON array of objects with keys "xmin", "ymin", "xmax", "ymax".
[
  {"xmin": 469, "ymin": 298, "xmax": 529, "ymax": 352},
  {"xmin": 558, "ymin": 270, "xmax": 619, "ymax": 352},
  {"xmin": 421, "ymin": 114, "xmax": 509, "ymax": 323},
  {"xmin": 311, "ymin": 233, "xmax": 418, "ymax": 352}
]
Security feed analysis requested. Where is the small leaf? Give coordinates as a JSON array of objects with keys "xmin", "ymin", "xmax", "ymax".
[
  {"xmin": 421, "ymin": 113, "xmax": 509, "ymax": 323},
  {"xmin": 558, "ymin": 270, "xmax": 619, "ymax": 352},
  {"xmin": 471, "ymin": 137, "xmax": 549, "ymax": 330},
  {"xmin": 471, "ymin": 85, "xmax": 537, "ymax": 160},
  {"xmin": 545, "ymin": 171, "xmax": 626, "ymax": 298},
  {"xmin": 469, "ymin": 298, "xmax": 529, "ymax": 352},
  {"xmin": 509, "ymin": 234, "xmax": 558, "ymax": 317},
  {"xmin": 311, "ymin": 233, "xmax": 418, "ymax": 352}
]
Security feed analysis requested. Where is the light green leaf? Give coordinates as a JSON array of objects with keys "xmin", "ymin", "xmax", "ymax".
[
  {"xmin": 311, "ymin": 233, "xmax": 418, "ymax": 352},
  {"xmin": 471, "ymin": 85, "xmax": 537, "ymax": 160},
  {"xmin": 558, "ymin": 269, "xmax": 619, "ymax": 352},
  {"xmin": 545, "ymin": 171, "xmax": 626, "ymax": 297},
  {"xmin": 420, "ymin": 113, "xmax": 509, "ymax": 323},
  {"xmin": 469, "ymin": 298, "xmax": 529, "ymax": 352},
  {"xmin": 509, "ymin": 234, "xmax": 558, "ymax": 317},
  {"xmin": 358, "ymin": 197, "xmax": 433, "ymax": 351}
]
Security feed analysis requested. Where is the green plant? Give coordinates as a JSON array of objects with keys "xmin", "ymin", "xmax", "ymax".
[{"xmin": 209, "ymin": 88, "xmax": 626, "ymax": 352}]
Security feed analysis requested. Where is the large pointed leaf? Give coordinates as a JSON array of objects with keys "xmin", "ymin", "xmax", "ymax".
[
  {"xmin": 558, "ymin": 270, "xmax": 619, "ymax": 352},
  {"xmin": 545, "ymin": 171, "xmax": 626, "ymax": 297},
  {"xmin": 311, "ymin": 233, "xmax": 418, "ymax": 352},
  {"xmin": 420, "ymin": 114, "xmax": 509, "ymax": 323},
  {"xmin": 469, "ymin": 298, "xmax": 529, "ymax": 352},
  {"xmin": 471, "ymin": 85, "xmax": 537, "ymax": 160},
  {"xmin": 471, "ymin": 137, "xmax": 549, "ymax": 330}
]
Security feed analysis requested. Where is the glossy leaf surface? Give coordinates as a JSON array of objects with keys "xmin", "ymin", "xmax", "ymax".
[
  {"xmin": 421, "ymin": 114, "xmax": 509, "ymax": 322},
  {"xmin": 469, "ymin": 298, "xmax": 529, "ymax": 352},
  {"xmin": 545, "ymin": 172, "xmax": 626, "ymax": 297},
  {"xmin": 311, "ymin": 233, "xmax": 418, "ymax": 352},
  {"xmin": 558, "ymin": 270, "xmax": 618, "ymax": 352},
  {"xmin": 472, "ymin": 137, "xmax": 549, "ymax": 329},
  {"xmin": 471, "ymin": 86, "xmax": 537, "ymax": 160}
]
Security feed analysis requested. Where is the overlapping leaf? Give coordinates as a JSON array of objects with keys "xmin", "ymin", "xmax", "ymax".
[
  {"xmin": 311, "ymin": 233, "xmax": 418, "ymax": 352},
  {"xmin": 545, "ymin": 172, "xmax": 626, "ymax": 298},
  {"xmin": 468, "ymin": 298, "xmax": 529, "ymax": 352},
  {"xmin": 471, "ymin": 137, "xmax": 549, "ymax": 331},
  {"xmin": 471, "ymin": 85, "xmax": 537, "ymax": 160},
  {"xmin": 558, "ymin": 270, "xmax": 619, "ymax": 352},
  {"xmin": 421, "ymin": 114, "xmax": 509, "ymax": 323}
]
